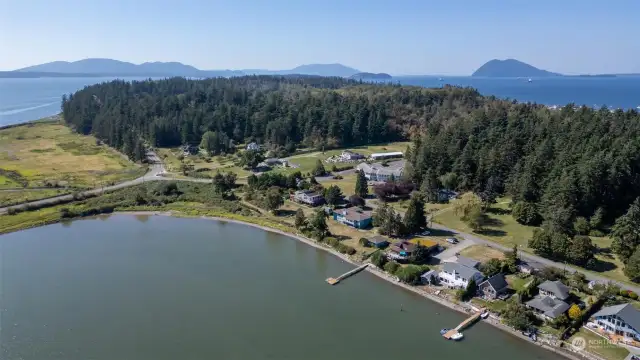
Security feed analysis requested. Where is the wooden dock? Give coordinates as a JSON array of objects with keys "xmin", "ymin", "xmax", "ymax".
[
  {"xmin": 443, "ymin": 310, "xmax": 482, "ymax": 339},
  {"xmin": 326, "ymin": 264, "xmax": 369, "ymax": 285}
]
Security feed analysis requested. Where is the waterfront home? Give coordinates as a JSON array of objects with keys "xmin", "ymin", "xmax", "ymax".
[
  {"xmin": 538, "ymin": 280, "xmax": 570, "ymax": 301},
  {"xmin": 291, "ymin": 190, "xmax": 325, "ymax": 206},
  {"xmin": 367, "ymin": 235, "xmax": 390, "ymax": 248},
  {"xmin": 438, "ymin": 258, "xmax": 484, "ymax": 289},
  {"xmin": 370, "ymin": 151, "xmax": 403, "ymax": 161},
  {"xmin": 333, "ymin": 207, "xmax": 372, "ymax": 229},
  {"xmin": 246, "ymin": 142, "xmax": 261, "ymax": 151},
  {"xmin": 478, "ymin": 273, "xmax": 509, "ymax": 300},
  {"xmin": 421, "ymin": 269, "xmax": 438, "ymax": 285},
  {"xmin": 340, "ymin": 150, "xmax": 364, "ymax": 161},
  {"xmin": 591, "ymin": 303, "xmax": 640, "ymax": 342},
  {"xmin": 388, "ymin": 240, "xmax": 418, "ymax": 260},
  {"xmin": 356, "ymin": 161, "xmax": 405, "ymax": 182},
  {"xmin": 525, "ymin": 280, "xmax": 571, "ymax": 320}
]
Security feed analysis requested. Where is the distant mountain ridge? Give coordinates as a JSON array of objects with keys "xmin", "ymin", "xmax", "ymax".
[
  {"xmin": 12, "ymin": 59, "xmax": 361, "ymax": 78},
  {"xmin": 472, "ymin": 59, "xmax": 560, "ymax": 77},
  {"xmin": 349, "ymin": 72, "xmax": 392, "ymax": 80}
]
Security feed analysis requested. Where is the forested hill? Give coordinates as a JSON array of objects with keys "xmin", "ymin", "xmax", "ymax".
[{"xmin": 61, "ymin": 76, "xmax": 482, "ymax": 159}]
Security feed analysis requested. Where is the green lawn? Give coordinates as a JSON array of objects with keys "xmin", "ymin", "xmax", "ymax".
[
  {"xmin": 432, "ymin": 197, "xmax": 536, "ymax": 249},
  {"xmin": 570, "ymin": 329, "xmax": 629, "ymax": 360},
  {"xmin": 319, "ymin": 173, "xmax": 358, "ymax": 196},
  {"xmin": 505, "ymin": 274, "xmax": 532, "ymax": 292}
]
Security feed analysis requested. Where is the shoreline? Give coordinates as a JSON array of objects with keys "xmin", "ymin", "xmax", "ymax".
[{"xmin": 116, "ymin": 210, "xmax": 587, "ymax": 360}]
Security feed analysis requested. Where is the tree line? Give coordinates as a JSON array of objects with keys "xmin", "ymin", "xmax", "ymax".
[{"xmin": 62, "ymin": 76, "xmax": 481, "ymax": 162}]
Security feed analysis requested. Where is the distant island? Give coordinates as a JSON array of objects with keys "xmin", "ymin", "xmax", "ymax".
[
  {"xmin": 4, "ymin": 58, "xmax": 362, "ymax": 78},
  {"xmin": 472, "ymin": 59, "xmax": 560, "ymax": 77},
  {"xmin": 349, "ymin": 72, "xmax": 392, "ymax": 80}
]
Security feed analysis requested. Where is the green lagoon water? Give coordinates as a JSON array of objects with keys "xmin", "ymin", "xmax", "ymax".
[{"xmin": 0, "ymin": 215, "xmax": 563, "ymax": 360}]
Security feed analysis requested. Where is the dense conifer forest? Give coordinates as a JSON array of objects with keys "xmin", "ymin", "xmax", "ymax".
[{"xmin": 62, "ymin": 75, "xmax": 640, "ymax": 273}]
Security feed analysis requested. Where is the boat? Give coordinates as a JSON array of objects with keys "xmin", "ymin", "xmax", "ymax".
[
  {"xmin": 450, "ymin": 332, "xmax": 464, "ymax": 341},
  {"xmin": 528, "ymin": 78, "xmax": 532, "ymax": 83},
  {"xmin": 438, "ymin": 78, "xmax": 444, "ymax": 81},
  {"xmin": 440, "ymin": 328, "xmax": 449, "ymax": 335},
  {"xmin": 480, "ymin": 310, "xmax": 490, "ymax": 319}
]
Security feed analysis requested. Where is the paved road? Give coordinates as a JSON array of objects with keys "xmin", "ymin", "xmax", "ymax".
[
  {"xmin": 0, "ymin": 151, "xmax": 210, "ymax": 214},
  {"xmin": 362, "ymin": 198, "xmax": 640, "ymax": 294}
]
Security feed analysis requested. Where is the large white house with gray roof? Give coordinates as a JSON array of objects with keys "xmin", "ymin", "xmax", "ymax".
[
  {"xmin": 356, "ymin": 161, "xmax": 405, "ymax": 182},
  {"xmin": 438, "ymin": 256, "xmax": 484, "ymax": 289},
  {"xmin": 592, "ymin": 303, "xmax": 640, "ymax": 341}
]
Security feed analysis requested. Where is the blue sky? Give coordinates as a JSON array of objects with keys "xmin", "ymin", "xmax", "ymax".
[{"xmin": 1, "ymin": 0, "xmax": 639, "ymax": 75}]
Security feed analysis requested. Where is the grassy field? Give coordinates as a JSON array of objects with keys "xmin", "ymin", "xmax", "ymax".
[
  {"xmin": 158, "ymin": 141, "xmax": 410, "ymax": 179},
  {"xmin": 0, "ymin": 189, "xmax": 68, "ymax": 206},
  {"xmin": 156, "ymin": 148, "xmax": 252, "ymax": 178},
  {"xmin": 433, "ymin": 195, "xmax": 635, "ymax": 285},
  {"xmin": 569, "ymin": 329, "xmax": 629, "ymax": 360},
  {"xmin": 0, "ymin": 122, "xmax": 144, "ymax": 189},
  {"xmin": 459, "ymin": 244, "xmax": 506, "ymax": 263},
  {"xmin": 319, "ymin": 173, "xmax": 358, "ymax": 195},
  {"xmin": 432, "ymin": 197, "xmax": 536, "ymax": 249}
]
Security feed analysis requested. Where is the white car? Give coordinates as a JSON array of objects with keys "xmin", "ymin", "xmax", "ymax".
[
  {"xmin": 446, "ymin": 238, "xmax": 458, "ymax": 244},
  {"xmin": 421, "ymin": 230, "xmax": 431, "ymax": 236}
]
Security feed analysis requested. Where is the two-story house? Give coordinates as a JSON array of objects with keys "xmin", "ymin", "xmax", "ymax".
[
  {"xmin": 291, "ymin": 190, "xmax": 325, "ymax": 206},
  {"xmin": 333, "ymin": 207, "xmax": 372, "ymax": 229},
  {"xmin": 478, "ymin": 273, "xmax": 510, "ymax": 300},
  {"xmin": 592, "ymin": 303, "xmax": 640, "ymax": 342},
  {"xmin": 438, "ymin": 256, "xmax": 484, "ymax": 289},
  {"xmin": 525, "ymin": 280, "xmax": 571, "ymax": 320}
]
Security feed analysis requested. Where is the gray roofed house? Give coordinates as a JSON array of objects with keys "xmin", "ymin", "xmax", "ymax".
[
  {"xmin": 478, "ymin": 273, "xmax": 509, "ymax": 300},
  {"xmin": 367, "ymin": 235, "xmax": 390, "ymax": 248},
  {"xmin": 526, "ymin": 296, "xmax": 570, "ymax": 319},
  {"xmin": 538, "ymin": 280, "xmax": 571, "ymax": 301},
  {"xmin": 356, "ymin": 161, "xmax": 405, "ymax": 182},
  {"xmin": 438, "ymin": 262, "xmax": 484, "ymax": 289},
  {"xmin": 592, "ymin": 303, "xmax": 640, "ymax": 341},
  {"xmin": 455, "ymin": 256, "xmax": 480, "ymax": 269}
]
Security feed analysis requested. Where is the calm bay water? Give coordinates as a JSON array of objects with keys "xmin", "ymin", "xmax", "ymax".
[
  {"xmin": 0, "ymin": 215, "xmax": 562, "ymax": 360},
  {"xmin": 1, "ymin": 76, "xmax": 640, "ymax": 127}
]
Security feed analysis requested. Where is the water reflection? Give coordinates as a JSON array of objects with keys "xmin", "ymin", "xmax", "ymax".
[{"xmin": 134, "ymin": 214, "xmax": 150, "ymax": 223}]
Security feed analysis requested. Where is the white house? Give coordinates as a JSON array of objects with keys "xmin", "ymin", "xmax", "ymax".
[
  {"xmin": 356, "ymin": 161, "xmax": 404, "ymax": 182},
  {"xmin": 438, "ymin": 256, "xmax": 484, "ymax": 289},
  {"xmin": 592, "ymin": 303, "xmax": 640, "ymax": 341},
  {"xmin": 339, "ymin": 150, "xmax": 364, "ymax": 161},
  {"xmin": 246, "ymin": 142, "xmax": 260, "ymax": 151}
]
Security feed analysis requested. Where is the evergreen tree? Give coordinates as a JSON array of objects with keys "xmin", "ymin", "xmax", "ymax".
[
  {"xmin": 403, "ymin": 194, "xmax": 427, "ymax": 233},
  {"xmin": 612, "ymin": 198, "xmax": 640, "ymax": 263},
  {"xmin": 354, "ymin": 170, "xmax": 369, "ymax": 198}
]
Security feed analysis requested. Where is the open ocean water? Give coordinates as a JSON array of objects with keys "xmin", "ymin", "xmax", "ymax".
[{"xmin": 1, "ymin": 76, "xmax": 639, "ymax": 127}]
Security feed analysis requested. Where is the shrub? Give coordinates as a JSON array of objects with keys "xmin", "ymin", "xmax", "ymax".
[
  {"xmin": 630, "ymin": 292, "xmax": 639, "ymax": 300},
  {"xmin": 371, "ymin": 251, "xmax": 387, "ymax": 268},
  {"xmin": 620, "ymin": 289, "xmax": 628, "ymax": 297},
  {"xmin": 359, "ymin": 237, "xmax": 369, "ymax": 247},
  {"xmin": 589, "ymin": 229, "xmax": 606, "ymax": 237},
  {"xmin": 325, "ymin": 237, "xmax": 339, "ymax": 247},
  {"xmin": 384, "ymin": 261, "xmax": 400, "ymax": 274}
]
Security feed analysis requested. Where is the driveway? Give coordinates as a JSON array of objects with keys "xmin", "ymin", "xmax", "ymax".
[{"xmin": 434, "ymin": 238, "xmax": 476, "ymax": 261}]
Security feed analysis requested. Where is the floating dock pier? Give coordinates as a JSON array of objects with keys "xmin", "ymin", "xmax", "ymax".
[
  {"xmin": 326, "ymin": 264, "xmax": 369, "ymax": 285},
  {"xmin": 443, "ymin": 310, "xmax": 482, "ymax": 339}
]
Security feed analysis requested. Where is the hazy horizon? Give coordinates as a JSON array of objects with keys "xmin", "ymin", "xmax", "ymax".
[{"xmin": 2, "ymin": 0, "xmax": 639, "ymax": 75}]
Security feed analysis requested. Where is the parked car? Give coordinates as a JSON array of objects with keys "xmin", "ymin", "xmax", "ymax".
[
  {"xmin": 421, "ymin": 230, "xmax": 431, "ymax": 236},
  {"xmin": 446, "ymin": 238, "xmax": 458, "ymax": 244}
]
